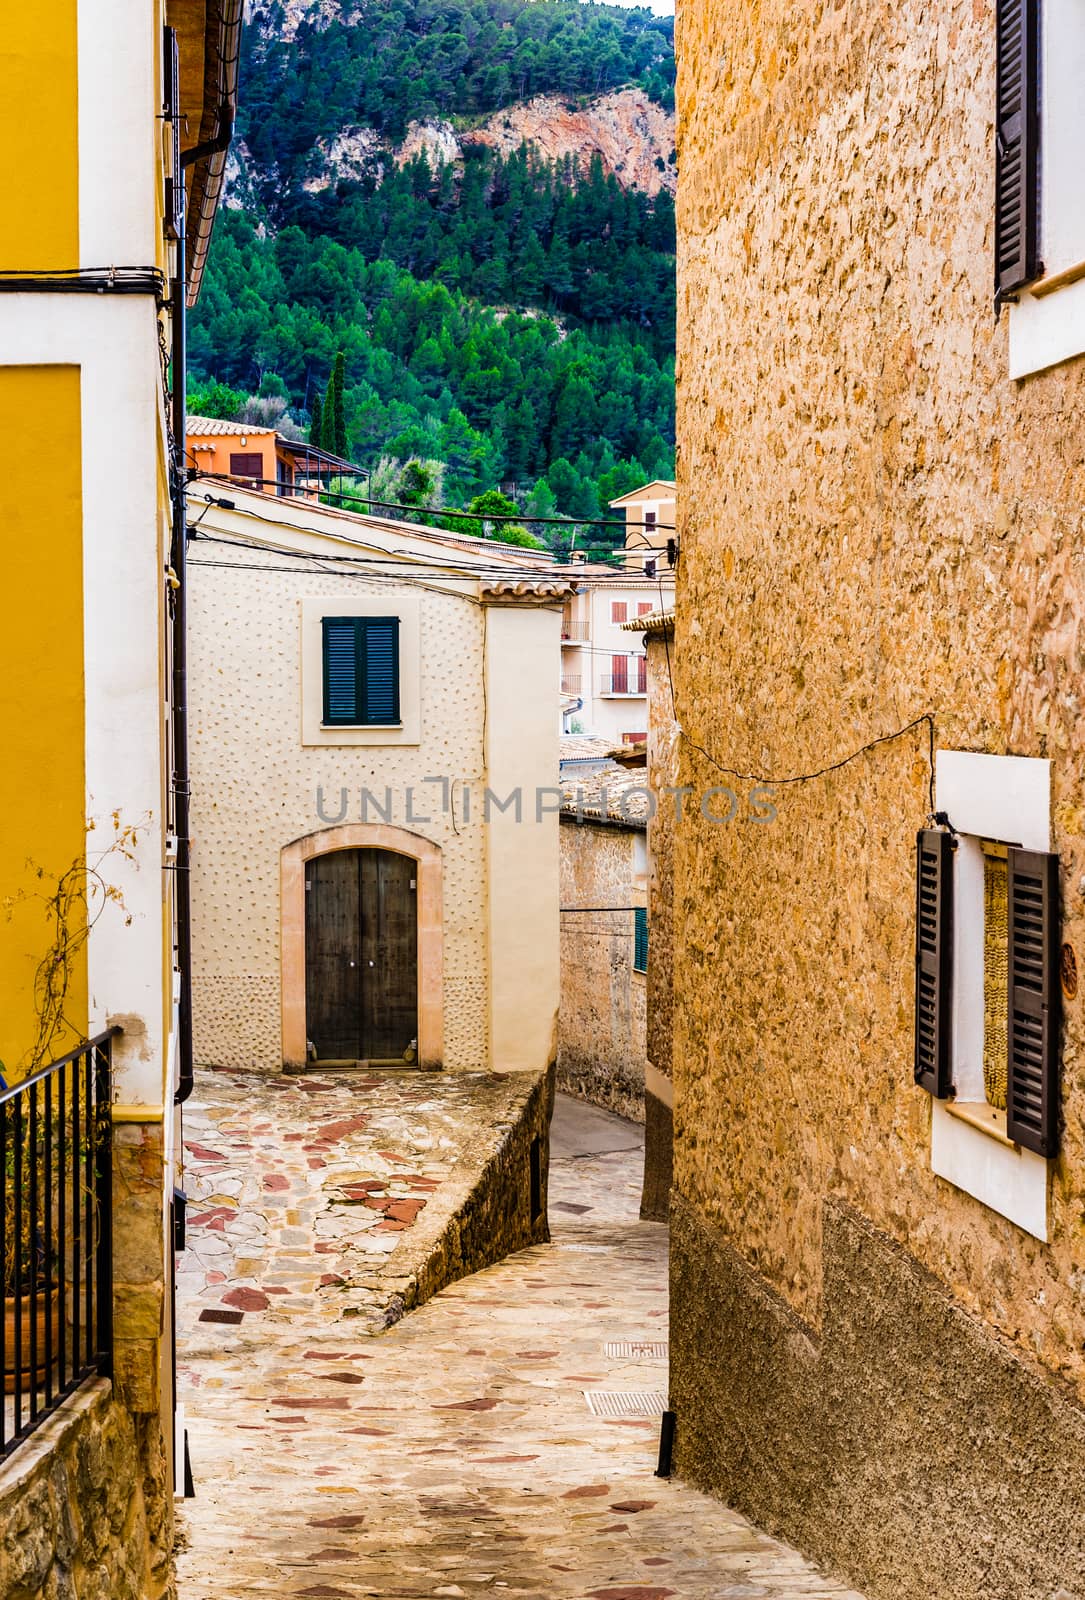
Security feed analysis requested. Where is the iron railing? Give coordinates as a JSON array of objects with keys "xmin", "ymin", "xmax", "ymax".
[
  {"xmin": 561, "ymin": 621, "xmax": 589, "ymax": 641},
  {"xmin": 561, "ymin": 674, "xmax": 582, "ymax": 694},
  {"xmin": 1, "ymin": 1028, "xmax": 116, "ymax": 1458},
  {"xmin": 600, "ymin": 668, "xmax": 647, "ymax": 696}
]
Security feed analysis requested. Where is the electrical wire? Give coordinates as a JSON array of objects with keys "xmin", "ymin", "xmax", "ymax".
[
  {"xmin": 189, "ymin": 469, "xmax": 674, "ymax": 537},
  {"xmin": 653, "ymin": 573, "xmax": 938, "ymax": 816}
]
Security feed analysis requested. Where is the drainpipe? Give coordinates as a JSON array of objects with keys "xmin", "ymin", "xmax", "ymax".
[{"xmin": 172, "ymin": 106, "xmax": 236, "ymax": 1105}]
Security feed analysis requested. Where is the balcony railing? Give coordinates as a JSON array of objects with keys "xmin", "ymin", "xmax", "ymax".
[
  {"xmin": 561, "ymin": 621, "xmax": 589, "ymax": 642},
  {"xmin": 1, "ymin": 1028, "xmax": 116, "ymax": 1459},
  {"xmin": 600, "ymin": 670, "xmax": 647, "ymax": 696},
  {"xmin": 561, "ymin": 674, "xmax": 582, "ymax": 694}
]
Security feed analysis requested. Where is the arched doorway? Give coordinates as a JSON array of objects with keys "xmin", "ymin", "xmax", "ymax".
[{"xmin": 281, "ymin": 823, "xmax": 443, "ymax": 1070}]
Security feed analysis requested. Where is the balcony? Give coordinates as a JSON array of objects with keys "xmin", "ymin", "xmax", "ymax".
[
  {"xmin": 561, "ymin": 674, "xmax": 582, "ymax": 694},
  {"xmin": 561, "ymin": 621, "xmax": 589, "ymax": 642},
  {"xmin": 600, "ymin": 669, "xmax": 647, "ymax": 697}
]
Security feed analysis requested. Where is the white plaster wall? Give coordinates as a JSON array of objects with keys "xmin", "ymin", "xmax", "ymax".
[
  {"xmin": 483, "ymin": 602, "xmax": 563, "ymax": 1073},
  {"xmin": 0, "ymin": 294, "xmax": 172, "ymax": 1108},
  {"xmin": 187, "ymin": 542, "xmax": 491, "ymax": 1071},
  {"xmin": 79, "ymin": 0, "xmax": 160, "ymax": 269}
]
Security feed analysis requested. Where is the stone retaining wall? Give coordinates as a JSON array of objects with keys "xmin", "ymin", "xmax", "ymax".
[
  {"xmin": 370, "ymin": 1065, "xmax": 555, "ymax": 1326},
  {"xmin": 0, "ymin": 1379, "xmax": 168, "ymax": 1600}
]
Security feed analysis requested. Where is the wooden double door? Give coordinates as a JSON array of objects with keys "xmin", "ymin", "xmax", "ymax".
[{"xmin": 304, "ymin": 848, "xmax": 418, "ymax": 1062}]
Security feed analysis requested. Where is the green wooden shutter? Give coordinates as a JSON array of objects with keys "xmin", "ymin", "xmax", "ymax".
[
  {"xmin": 633, "ymin": 907, "xmax": 648, "ymax": 973},
  {"xmin": 1007, "ymin": 848, "xmax": 1060, "ymax": 1156},
  {"xmin": 361, "ymin": 617, "xmax": 400, "ymax": 725},
  {"xmin": 914, "ymin": 829, "xmax": 955, "ymax": 1098},
  {"xmin": 322, "ymin": 617, "xmax": 400, "ymax": 726}
]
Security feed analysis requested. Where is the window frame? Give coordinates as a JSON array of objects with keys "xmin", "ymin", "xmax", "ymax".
[
  {"xmin": 301, "ymin": 596, "xmax": 421, "ymax": 748},
  {"xmin": 926, "ymin": 751, "xmax": 1053, "ymax": 1240},
  {"xmin": 321, "ymin": 614, "xmax": 401, "ymax": 729}
]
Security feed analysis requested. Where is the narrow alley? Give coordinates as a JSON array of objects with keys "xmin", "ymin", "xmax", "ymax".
[{"xmin": 175, "ymin": 1074, "xmax": 864, "ymax": 1600}]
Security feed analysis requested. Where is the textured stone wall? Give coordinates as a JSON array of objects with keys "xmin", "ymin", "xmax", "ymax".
[
  {"xmin": 642, "ymin": 629, "xmax": 677, "ymax": 1219},
  {"xmin": 674, "ymin": 0, "xmax": 1085, "ymax": 1590},
  {"xmin": 0, "ymin": 1381, "xmax": 168, "ymax": 1600},
  {"xmin": 188, "ymin": 553, "xmax": 489, "ymax": 1071},
  {"xmin": 558, "ymin": 818, "xmax": 647, "ymax": 1121},
  {"xmin": 380, "ymin": 1066, "xmax": 555, "ymax": 1322}
]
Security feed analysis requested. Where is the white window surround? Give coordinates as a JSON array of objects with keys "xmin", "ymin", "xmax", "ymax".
[
  {"xmin": 1008, "ymin": 0, "xmax": 1085, "ymax": 378},
  {"xmin": 929, "ymin": 750, "xmax": 1051, "ymax": 1240},
  {"xmin": 300, "ymin": 595, "xmax": 421, "ymax": 747}
]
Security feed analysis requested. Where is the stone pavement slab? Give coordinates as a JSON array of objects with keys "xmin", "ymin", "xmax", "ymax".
[{"xmin": 176, "ymin": 1084, "xmax": 866, "ymax": 1600}]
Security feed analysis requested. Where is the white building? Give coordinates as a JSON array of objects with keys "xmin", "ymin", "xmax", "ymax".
[
  {"xmin": 558, "ymin": 563, "xmax": 676, "ymax": 742},
  {"xmin": 609, "ymin": 479, "xmax": 677, "ymax": 571}
]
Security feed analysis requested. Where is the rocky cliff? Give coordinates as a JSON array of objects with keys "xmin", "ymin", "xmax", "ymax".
[{"xmin": 409, "ymin": 89, "xmax": 676, "ymax": 197}]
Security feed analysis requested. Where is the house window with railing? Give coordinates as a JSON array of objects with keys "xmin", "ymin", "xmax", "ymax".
[{"xmin": 602, "ymin": 654, "xmax": 647, "ymax": 696}]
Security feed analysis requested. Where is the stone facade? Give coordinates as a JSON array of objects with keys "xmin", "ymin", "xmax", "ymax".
[
  {"xmin": 640, "ymin": 623, "xmax": 677, "ymax": 1220},
  {"xmin": 558, "ymin": 815, "xmax": 647, "ymax": 1123},
  {"xmin": 188, "ymin": 490, "xmax": 565, "ymax": 1076},
  {"xmin": 0, "ymin": 1381, "xmax": 168, "ymax": 1600},
  {"xmin": 674, "ymin": 0, "xmax": 1085, "ymax": 1595}
]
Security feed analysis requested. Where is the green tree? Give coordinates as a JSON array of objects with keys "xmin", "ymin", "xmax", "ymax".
[
  {"xmin": 309, "ymin": 387, "xmax": 324, "ymax": 447},
  {"xmin": 188, "ymin": 379, "xmax": 246, "ymax": 420},
  {"xmin": 329, "ymin": 351, "xmax": 347, "ymax": 456}
]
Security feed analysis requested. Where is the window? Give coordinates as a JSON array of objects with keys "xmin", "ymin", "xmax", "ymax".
[
  {"xmin": 1003, "ymin": 0, "xmax": 1085, "ymax": 374},
  {"xmin": 638, "ymin": 601, "xmax": 653, "ymax": 617},
  {"xmin": 229, "ymin": 451, "xmax": 264, "ymax": 486},
  {"xmin": 915, "ymin": 752, "xmax": 1058, "ymax": 1239},
  {"xmin": 302, "ymin": 597, "xmax": 419, "ymax": 746},
  {"xmin": 611, "ymin": 600, "xmax": 628, "ymax": 624},
  {"xmin": 609, "ymin": 653, "xmax": 629, "ymax": 693},
  {"xmin": 633, "ymin": 907, "xmax": 648, "ymax": 973},
  {"xmin": 644, "ymin": 510, "xmax": 657, "ymax": 533},
  {"xmin": 322, "ymin": 616, "xmax": 400, "ymax": 727}
]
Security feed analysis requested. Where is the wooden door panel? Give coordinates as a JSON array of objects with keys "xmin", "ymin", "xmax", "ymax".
[
  {"xmin": 360, "ymin": 851, "xmax": 418, "ymax": 1059},
  {"xmin": 305, "ymin": 852, "xmax": 362, "ymax": 1058}
]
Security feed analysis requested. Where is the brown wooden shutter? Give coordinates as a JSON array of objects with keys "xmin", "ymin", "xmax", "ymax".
[
  {"xmin": 1006, "ymin": 848, "xmax": 1060, "ymax": 1156},
  {"xmin": 915, "ymin": 829, "xmax": 954, "ymax": 1097},
  {"xmin": 995, "ymin": 0, "xmax": 1041, "ymax": 302},
  {"xmin": 163, "ymin": 27, "xmax": 182, "ymax": 242}
]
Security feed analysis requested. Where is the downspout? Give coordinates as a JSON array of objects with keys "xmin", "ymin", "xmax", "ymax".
[{"xmin": 172, "ymin": 107, "xmax": 235, "ymax": 1105}]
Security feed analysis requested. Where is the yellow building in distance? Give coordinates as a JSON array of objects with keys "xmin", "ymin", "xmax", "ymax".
[{"xmin": 0, "ymin": 2, "xmax": 240, "ymax": 1588}]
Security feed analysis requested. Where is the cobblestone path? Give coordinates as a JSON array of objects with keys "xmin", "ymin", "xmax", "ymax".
[{"xmin": 176, "ymin": 1079, "xmax": 864, "ymax": 1600}]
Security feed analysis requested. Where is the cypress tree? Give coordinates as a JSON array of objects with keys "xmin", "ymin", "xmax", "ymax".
[
  {"xmin": 330, "ymin": 351, "xmax": 347, "ymax": 458},
  {"xmin": 309, "ymin": 387, "xmax": 324, "ymax": 450}
]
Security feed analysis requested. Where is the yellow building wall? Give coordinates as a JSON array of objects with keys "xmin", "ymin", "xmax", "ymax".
[
  {"xmin": 0, "ymin": 1, "xmax": 79, "ymax": 269},
  {"xmin": 0, "ymin": 367, "xmax": 86, "ymax": 1076}
]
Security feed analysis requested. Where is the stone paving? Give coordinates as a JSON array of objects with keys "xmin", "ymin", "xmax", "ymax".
[{"xmin": 176, "ymin": 1074, "xmax": 865, "ymax": 1600}]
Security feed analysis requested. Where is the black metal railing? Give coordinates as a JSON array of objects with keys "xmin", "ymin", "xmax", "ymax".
[{"xmin": 0, "ymin": 1028, "xmax": 116, "ymax": 1458}]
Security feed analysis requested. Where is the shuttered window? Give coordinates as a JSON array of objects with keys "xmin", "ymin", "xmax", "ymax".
[
  {"xmin": 633, "ymin": 907, "xmax": 648, "ymax": 974},
  {"xmin": 229, "ymin": 452, "xmax": 265, "ymax": 486},
  {"xmin": 914, "ymin": 829, "xmax": 955, "ymax": 1099},
  {"xmin": 1006, "ymin": 847, "xmax": 1060, "ymax": 1156},
  {"xmin": 163, "ymin": 27, "xmax": 182, "ymax": 241},
  {"xmin": 995, "ymin": 0, "xmax": 1041, "ymax": 300},
  {"xmin": 322, "ymin": 616, "xmax": 400, "ymax": 727}
]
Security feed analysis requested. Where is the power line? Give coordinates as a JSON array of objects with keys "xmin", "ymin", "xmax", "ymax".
[
  {"xmin": 189, "ymin": 469, "xmax": 674, "ymax": 538},
  {"xmin": 653, "ymin": 582, "xmax": 937, "ymax": 814}
]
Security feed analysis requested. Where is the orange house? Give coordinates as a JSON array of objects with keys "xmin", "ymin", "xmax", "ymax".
[{"xmin": 186, "ymin": 415, "xmax": 356, "ymax": 497}]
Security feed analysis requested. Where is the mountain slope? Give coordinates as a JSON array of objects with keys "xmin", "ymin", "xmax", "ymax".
[{"xmin": 190, "ymin": 0, "xmax": 676, "ymax": 546}]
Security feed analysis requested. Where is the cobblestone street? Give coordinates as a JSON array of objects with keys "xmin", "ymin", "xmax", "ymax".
[{"xmin": 175, "ymin": 1077, "xmax": 864, "ymax": 1600}]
